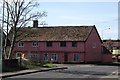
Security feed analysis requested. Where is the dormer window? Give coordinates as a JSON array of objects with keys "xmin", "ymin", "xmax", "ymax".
[
  {"xmin": 32, "ymin": 41, "xmax": 39, "ymax": 47},
  {"xmin": 18, "ymin": 42, "xmax": 24, "ymax": 47}
]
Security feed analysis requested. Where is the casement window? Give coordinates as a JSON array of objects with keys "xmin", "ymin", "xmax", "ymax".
[
  {"xmin": 117, "ymin": 47, "xmax": 120, "ymax": 49},
  {"xmin": 113, "ymin": 47, "xmax": 120, "ymax": 50},
  {"xmin": 16, "ymin": 52, "xmax": 22, "ymax": 59},
  {"xmin": 113, "ymin": 47, "xmax": 117, "ymax": 50},
  {"xmin": 32, "ymin": 41, "xmax": 39, "ymax": 47},
  {"xmin": 29, "ymin": 53, "xmax": 39, "ymax": 61},
  {"xmin": 30, "ymin": 54, "xmax": 38, "ymax": 60},
  {"xmin": 92, "ymin": 42, "xmax": 96, "ymax": 48},
  {"xmin": 18, "ymin": 42, "xmax": 24, "ymax": 47},
  {"xmin": 73, "ymin": 54, "xmax": 79, "ymax": 61},
  {"xmin": 51, "ymin": 53, "xmax": 57, "ymax": 61},
  {"xmin": 46, "ymin": 41, "xmax": 52, "ymax": 47},
  {"xmin": 44, "ymin": 53, "xmax": 48, "ymax": 61},
  {"xmin": 60, "ymin": 41, "xmax": 66, "ymax": 47},
  {"xmin": 72, "ymin": 41, "xmax": 77, "ymax": 47}
]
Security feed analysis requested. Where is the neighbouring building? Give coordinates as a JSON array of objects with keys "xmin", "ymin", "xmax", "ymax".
[
  {"xmin": 103, "ymin": 40, "xmax": 120, "ymax": 62},
  {"xmin": 8, "ymin": 21, "xmax": 112, "ymax": 63}
]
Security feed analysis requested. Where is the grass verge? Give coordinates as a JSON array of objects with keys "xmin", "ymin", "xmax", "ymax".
[{"xmin": 42, "ymin": 63, "xmax": 57, "ymax": 67}]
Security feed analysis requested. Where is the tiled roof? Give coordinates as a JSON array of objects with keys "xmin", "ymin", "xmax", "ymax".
[
  {"xmin": 103, "ymin": 40, "xmax": 120, "ymax": 47},
  {"xmin": 8, "ymin": 26, "xmax": 95, "ymax": 42},
  {"xmin": 112, "ymin": 42, "xmax": 120, "ymax": 47}
]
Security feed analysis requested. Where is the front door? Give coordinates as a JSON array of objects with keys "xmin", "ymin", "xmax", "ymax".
[{"xmin": 64, "ymin": 53, "xmax": 68, "ymax": 62}]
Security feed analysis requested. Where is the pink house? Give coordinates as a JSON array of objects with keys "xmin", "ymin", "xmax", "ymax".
[{"xmin": 9, "ymin": 21, "xmax": 112, "ymax": 63}]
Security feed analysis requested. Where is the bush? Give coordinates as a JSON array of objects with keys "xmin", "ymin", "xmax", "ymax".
[
  {"xmin": 2, "ymin": 59, "xmax": 19, "ymax": 68},
  {"xmin": 2, "ymin": 65, "xmax": 27, "ymax": 72},
  {"xmin": 2, "ymin": 59, "xmax": 23, "ymax": 72}
]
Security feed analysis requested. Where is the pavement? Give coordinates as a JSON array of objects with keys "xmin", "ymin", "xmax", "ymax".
[{"xmin": 1, "ymin": 66, "xmax": 68, "ymax": 78}]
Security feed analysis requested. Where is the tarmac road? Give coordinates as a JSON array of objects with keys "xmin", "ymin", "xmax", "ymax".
[{"xmin": 8, "ymin": 64, "xmax": 119, "ymax": 79}]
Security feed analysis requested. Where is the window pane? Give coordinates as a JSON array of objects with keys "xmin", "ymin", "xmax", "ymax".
[
  {"xmin": 72, "ymin": 41, "xmax": 77, "ymax": 47},
  {"xmin": 29, "ymin": 53, "xmax": 39, "ymax": 62},
  {"xmin": 32, "ymin": 42, "xmax": 39, "ymax": 47},
  {"xmin": 18, "ymin": 42, "xmax": 24, "ymax": 47},
  {"xmin": 60, "ymin": 41, "xmax": 66, "ymax": 47},
  {"xmin": 74, "ymin": 54, "xmax": 79, "ymax": 61},
  {"xmin": 92, "ymin": 43, "xmax": 96, "ymax": 48},
  {"xmin": 117, "ymin": 47, "xmax": 120, "ymax": 49},
  {"xmin": 16, "ymin": 53, "xmax": 21, "ymax": 57},
  {"xmin": 113, "ymin": 47, "xmax": 120, "ymax": 50},
  {"xmin": 46, "ymin": 41, "xmax": 52, "ymax": 47},
  {"xmin": 44, "ymin": 53, "xmax": 48, "ymax": 60},
  {"xmin": 51, "ymin": 53, "xmax": 57, "ymax": 61}
]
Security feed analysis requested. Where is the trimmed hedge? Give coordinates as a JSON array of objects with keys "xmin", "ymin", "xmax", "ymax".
[{"xmin": 2, "ymin": 59, "xmax": 19, "ymax": 68}]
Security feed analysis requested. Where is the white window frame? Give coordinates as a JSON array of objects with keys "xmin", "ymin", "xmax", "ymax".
[
  {"xmin": 51, "ymin": 53, "xmax": 57, "ymax": 61},
  {"xmin": 92, "ymin": 42, "xmax": 96, "ymax": 48},
  {"xmin": 32, "ymin": 41, "xmax": 39, "ymax": 47},
  {"xmin": 16, "ymin": 52, "xmax": 22, "ymax": 59},
  {"xmin": 30, "ymin": 53, "xmax": 39, "ymax": 61},
  {"xmin": 18, "ymin": 42, "xmax": 24, "ymax": 47},
  {"xmin": 73, "ymin": 53, "xmax": 80, "ymax": 61}
]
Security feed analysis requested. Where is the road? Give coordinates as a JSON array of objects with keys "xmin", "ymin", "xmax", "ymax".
[{"xmin": 8, "ymin": 64, "xmax": 119, "ymax": 78}]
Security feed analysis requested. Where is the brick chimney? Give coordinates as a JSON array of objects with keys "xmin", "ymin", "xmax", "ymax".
[{"xmin": 33, "ymin": 20, "xmax": 38, "ymax": 28}]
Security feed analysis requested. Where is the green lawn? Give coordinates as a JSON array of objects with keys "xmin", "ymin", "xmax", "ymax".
[
  {"xmin": 24, "ymin": 65, "xmax": 41, "ymax": 69},
  {"xmin": 42, "ymin": 63, "xmax": 57, "ymax": 67}
]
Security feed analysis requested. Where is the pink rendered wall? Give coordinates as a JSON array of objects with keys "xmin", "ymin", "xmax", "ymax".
[
  {"xmin": 13, "ymin": 42, "xmax": 85, "ymax": 52},
  {"xmin": 102, "ymin": 54, "xmax": 112, "ymax": 63},
  {"xmin": 13, "ymin": 41, "xmax": 85, "ymax": 62},
  {"xmin": 38, "ymin": 52, "xmax": 84, "ymax": 62},
  {"xmin": 38, "ymin": 52, "xmax": 64, "ymax": 62},
  {"xmin": 85, "ymin": 28, "xmax": 102, "ymax": 62},
  {"xmin": 68, "ymin": 53, "xmax": 84, "ymax": 62}
]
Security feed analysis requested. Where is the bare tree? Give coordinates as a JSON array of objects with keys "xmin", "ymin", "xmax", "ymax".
[{"xmin": 3, "ymin": 0, "xmax": 47, "ymax": 59}]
